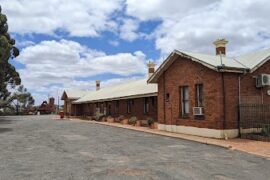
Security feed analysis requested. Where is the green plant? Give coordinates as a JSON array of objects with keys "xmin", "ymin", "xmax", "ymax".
[
  {"xmin": 95, "ymin": 112, "xmax": 104, "ymax": 121},
  {"xmin": 262, "ymin": 125, "xmax": 270, "ymax": 136},
  {"xmin": 147, "ymin": 117, "xmax": 154, "ymax": 126},
  {"xmin": 128, "ymin": 116, "xmax": 137, "ymax": 125}
]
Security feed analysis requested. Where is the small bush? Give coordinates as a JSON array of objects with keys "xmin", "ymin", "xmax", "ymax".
[
  {"xmin": 147, "ymin": 117, "xmax": 155, "ymax": 126},
  {"xmin": 95, "ymin": 112, "xmax": 104, "ymax": 121},
  {"xmin": 262, "ymin": 125, "xmax": 270, "ymax": 136},
  {"xmin": 128, "ymin": 116, "xmax": 137, "ymax": 125}
]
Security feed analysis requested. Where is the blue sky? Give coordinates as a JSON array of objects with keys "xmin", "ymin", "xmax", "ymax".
[{"xmin": 1, "ymin": 0, "xmax": 270, "ymax": 104}]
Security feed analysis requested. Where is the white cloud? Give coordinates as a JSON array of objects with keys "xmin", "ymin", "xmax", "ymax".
[
  {"xmin": 125, "ymin": 0, "xmax": 215, "ymax": 21},
  {"xmin": 4, "ymin": 0, "xmax": 270, "ymax": 104},
  {"xmin": 108, "ymin": 40, "xmax": 120, "ymax": 47},
  {"xmin": 119, "ymin": 18, "xmax": 140, "ymax": 41},
  {"xmin": 16, "ymin": 40, "xmax": 35, "ymax": 48},
  {"xmin": 0, "ymin": 0, "xmax": 123, "ymax": 37},
  {"xmin": 16, "ymin": 39, "xmax": 149, "ymax": 104},
  {"xmin": 125, "ymin": 0, "xmax": 270, "ymax": 56}
]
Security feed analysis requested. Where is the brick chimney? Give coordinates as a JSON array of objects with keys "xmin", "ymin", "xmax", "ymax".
[
  {"xmin": 147, "ymin": 62, "xmax": 156, "ymax": 78},
  {"xmin": 49, "ymin": 97, "xmax": 55, "ymax": 106},
  {"xmin": 213, "ymin": 38, "xmax": 228, "ymax": 56},
  {"xmin": 96, "ymin": 80, "xmax": 101, "ymax": 91}
]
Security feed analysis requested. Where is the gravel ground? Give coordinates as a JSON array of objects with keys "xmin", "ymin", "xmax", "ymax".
[{"xmin": 0, "ymin": 115, "xmax": 269, "ymax": 180}]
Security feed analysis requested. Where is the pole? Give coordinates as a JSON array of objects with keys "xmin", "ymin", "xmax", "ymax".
[{"xmin": 57, "ymin": 90, "xmax": 60, "ymax": 114}]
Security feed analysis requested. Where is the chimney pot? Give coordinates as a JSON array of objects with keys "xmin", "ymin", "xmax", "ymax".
[
  {"xmin": 96, "ymin": 80, "xmax": 101, "ymax": 91},
  {"xmin": 147, "ymin": 62, "xmax": 156, "ymax": 78},
  {"xmin": 213, "ymin": 38, "xmax": 228, "ymax": 56}
]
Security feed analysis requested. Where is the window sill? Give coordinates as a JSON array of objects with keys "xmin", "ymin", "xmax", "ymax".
[
  {"xmin": 194, "ymin": 115, "xmax": 205, "ymax": 120},
  {"xmin": 180, "ymin": 115, "xmax": 190, "ymax": 119}
]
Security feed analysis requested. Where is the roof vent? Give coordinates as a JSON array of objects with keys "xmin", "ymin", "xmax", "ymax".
[
  {"xmin": 213, "ymin": 38, "xmax": 228, "ymax": 56},
  {"xmin": 96, "ymin": 80, "xmax": 101, "ymax": 91}
]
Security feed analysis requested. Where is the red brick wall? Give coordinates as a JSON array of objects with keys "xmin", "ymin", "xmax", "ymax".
[
  {"xmin": 223, "ymin": 73, "xmax": 239, "ymax": 129},
  {"xmin": 73, "ymin": 97, "xmax": 157, "ymax": 120},
  {"xmin": 157, "ymin": 55, "xmax": 240, "ymax": 129},
  {"xmin": 240, "ymin": 60, "xmax": 270, "ymax": 104},
  {"xmin": 63, "ymin": 98, "xmax": 77, "ymax": 116},
  {"xmin": 157, "ymin": 56, "xmax": 270, "ymax": 130}
]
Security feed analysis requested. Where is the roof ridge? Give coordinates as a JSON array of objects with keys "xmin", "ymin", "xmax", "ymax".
[{"xmin": 236, "ymin": 47, "xmax": 270, "ymax": 58}]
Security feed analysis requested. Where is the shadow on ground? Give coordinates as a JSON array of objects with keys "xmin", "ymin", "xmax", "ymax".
[
  {"xmin": 0, "ymin": 120, "xmax": 13, "ymax": 125},
  {"xmin": 0, "ymin": 128, "xmax": 12, "ymax": 133},
  {"xmin": 0, "ymin": 117, "xmax": 18, "ymax": 125}
]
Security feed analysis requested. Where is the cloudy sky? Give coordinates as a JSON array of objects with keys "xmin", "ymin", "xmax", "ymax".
[{"xmin": 1, "ymin": 0, "xmax": 270, "ymax": 105}]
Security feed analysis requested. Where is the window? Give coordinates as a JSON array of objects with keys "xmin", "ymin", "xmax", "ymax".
[
  {"xmin": 166, "ymin": 93, "xmax": 170, "ymax": 102},
  {"xmin": 108, "ymin": 104, "xmax": 111, "ymax": 115},
  {"xmin": 115, "ymin": 100, "xmax": 119, "ymax": 113},
  {"xmin": 151, "ymin": 97, "xmax": 155, "ymax": 106},
  {"xmin": 127, "ymin": 99, "xmax": 132, "ymax": 113},
  {"xmin": 95, "ymin": 103, "xmax": 100, "ymax": 114},
  {"xmin": 196, "ymin": 84, "xmax": 204, "ymax": 107},
  {"xmin": 103, "ymin": 107, "xmax": 107, "ymax": 115},
  {"xmin": 144, "ymin": 97, "xmax": 149, "ymax": 114},
  {"xmin": 180, "ymin": 86, "xmax": 189, "ymax": 117}
]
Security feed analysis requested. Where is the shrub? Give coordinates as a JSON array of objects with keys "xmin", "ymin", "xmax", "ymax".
[
  {"xmin": 147, "ymin": 117, "xmax": 155, "ymax": 126},
  {"xmin": 262, "ymin": 125, "xmax": 270, "ymax": 136},
  {"xmin": 95, "ymin": 112, "xmax": 104, "ymax": 121},
  {"xmin": 128, "ymin": 116, "xmax": 137, "ymax": 125}
]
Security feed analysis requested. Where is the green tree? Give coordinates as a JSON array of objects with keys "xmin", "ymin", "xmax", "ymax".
[
  {"xmin": 0, "ymin": 6, "xmax": 21, "ymax": 108},
  {"xmin": 13, "ymin": 85, "xmax": 35, "ymax": 114},
  {"xmin": 15, "ymin": 85, "xmax": 35, "ymax": 107},
  {"xmin": 1, "ymin": 85, "xmax": 35, "ymax": 114}
]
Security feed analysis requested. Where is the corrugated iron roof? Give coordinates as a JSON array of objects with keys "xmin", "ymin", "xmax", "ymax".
[
  {"xmin": 180, "ymin": 50, "xmax": 247, "ymax": 69},
  {"xmin": 148, "ymin": 48, "xmax": 270, "ymax": 83},
  {"xmin": 61, "ymin": 89, "xmax": 89, "ymax": 100},
  {"xmin": 236, "ymin": 48, "xmax": 270, "ymax": 72},
  {"xmin": 73, "ymin": 79, "xmax": 157, "ymax": 104}
]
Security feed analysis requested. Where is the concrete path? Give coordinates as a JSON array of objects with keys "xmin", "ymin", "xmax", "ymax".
[
  {"xmin": 68, "ymin": 118, "xmax": 270, "ymax": 159},
  {"xmin": 0, "ymin": 115, "xmax": 269, "ymax": 180}
]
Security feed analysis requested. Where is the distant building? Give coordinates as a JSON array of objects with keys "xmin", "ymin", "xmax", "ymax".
[{"xmin": 37, "ymin": 97, "xmax": 55, "ymax": 114}]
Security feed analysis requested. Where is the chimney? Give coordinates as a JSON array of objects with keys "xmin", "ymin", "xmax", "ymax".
[
  {"xmin": 213, "ymin": 38, "xmax": 228, "ymax": 56},
  {"xmin": 147, "ymin": 62, "xmax": 156, "ymax": 78},
  {"xmin": 49, "ymin": 97, "xmax": 55, "ymax": 106},
  {"xmin": 96, "ymin": 80, "xmax": 101, "ymax": 91}
]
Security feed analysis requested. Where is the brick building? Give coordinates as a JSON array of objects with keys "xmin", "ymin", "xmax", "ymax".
[
  {"xmin": 61, "ymin": 90, "xmax": 88, "ymax": 116},
  {"xmin": 62, "ymin": 63, "xmax": 158, "ymax": 121},
  {"xmin": 62, "ymin": 39, "xmax": 269, "ymax": 139},
  {"xmin": 148, "ymin": 39, "xmax": 270, "ymax": 138}
]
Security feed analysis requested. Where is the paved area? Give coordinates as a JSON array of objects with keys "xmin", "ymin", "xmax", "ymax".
[
  {"xmin": 69, "ymin": 118, "xmax": 270, "ymax": 158},
  {"xmin": 0, "ymin": 115, "xmax": 270, "ymax": 180}
]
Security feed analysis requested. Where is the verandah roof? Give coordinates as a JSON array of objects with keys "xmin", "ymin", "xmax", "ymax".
[{"xmin": 72, "ymin": 79, "xmax": 157, "ymax": 104}]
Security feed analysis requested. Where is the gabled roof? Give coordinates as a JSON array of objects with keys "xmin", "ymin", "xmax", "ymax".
[
  {"xmin": 73, "ymin": 79, "xmax": 157, "ymax": 104},
  {"xmin": 61, "ymin": 90, "xmax": 88, "ymax": 100},
  {"xmin": 235, "ymin": 48, "xmax": 270, "ymax": 72},
  {"xmin": 148, "ymin": 48, "xmax": 270, "ymax": 83}
]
